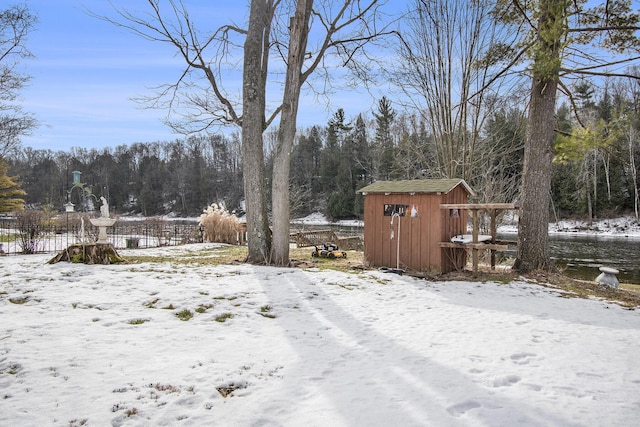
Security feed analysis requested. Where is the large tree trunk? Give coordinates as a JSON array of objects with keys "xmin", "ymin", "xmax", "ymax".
[
  {"xmin": 242, "ymin": 0, "xmax": 273, "ymax": 264},
  {"xmin": 514, "ymin": 0, "xmax": 565, "ymax": 273},
  {"xmin": 514, "ymin": 76, "xmax": 557, "ymax": 272},
  {"xmin": 271, "ymin": 0, "xmax": 314, "ymax": 266}
]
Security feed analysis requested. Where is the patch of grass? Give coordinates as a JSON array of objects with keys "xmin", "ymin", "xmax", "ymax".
[
  {"xmin": 214, "ymin": 312, "xmax": 233, "ymax": 323},
  {"xmin": 9, "ymin": 296, "xmax": 29, "ymax": 304},
  {"xmin": 195, "ymin": 304, "xmax": 214, "ymax": 313},
  {"xmin": 145, "ymin": 298, "xmax": 160, "ymax": 308},
  {"xmin": 214, "ymin": 295, "xmax": 238, "ymax": 301},
  {"xmin": 153, "ymin": 383, "xmax": 181, "ymax": 393},
  {"xmin": 327, "ymin": 281, "xmax": 357, "ymax": 290},
  {"xmin": 128, "ymin": 318, "xmax": 149, "ymax": 325},
  {"xmin": 524, "ymin": 271, "xmax": 640, "ymax": 308},
  {"xmin": 108, "ymin": 253, "xmax": 126, "ymax": 264},
  {"xmin": 175, "ymin": 309, "xmax": 193, "ymax": 321},
  {"xmin": 125, "ymin": 245, "xmax": 248, "ymax": 266},
  {"xmin": 258, "ymin": 304, "xmax": 276, "ymax": 319},
  {"xmin": 0, "ymin": 232, "xmax": 18, "ymax": 243},
  {"xmin": 260, "ymin": 304, "xmax": 272, "ymax": 312},
  {"xmin": 161, "ymin": 303, "xmax": 175, "ymax": 310},
  {"xmin": 289, "ymin": 247, "xmax": 365, "ymax": 273},
  {"xmin": 621, "ymin": 283, "xmax": 640, "ymax": 296},
  {"xmin": 216, "ymin": 382, "xmax": 245, "ymax": 398}
]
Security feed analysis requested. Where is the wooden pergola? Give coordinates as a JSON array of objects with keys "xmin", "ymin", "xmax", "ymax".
[{"xmin": 439, "ymin": 203, "xmax": 518, "ymax": 275}]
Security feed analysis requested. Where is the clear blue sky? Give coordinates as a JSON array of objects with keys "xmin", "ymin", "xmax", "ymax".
[
  {"xmin": 21, "ymin": 0, "xmax": 192, "ymax": 152},
  {"xmin": 20, "ymin": 0, "xmax": 387, "ymax": 153}
]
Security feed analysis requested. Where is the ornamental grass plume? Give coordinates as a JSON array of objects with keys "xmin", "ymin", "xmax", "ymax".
[{"xmin": 198, "ymin": 204, "xmax": 241, "ymax": 244}]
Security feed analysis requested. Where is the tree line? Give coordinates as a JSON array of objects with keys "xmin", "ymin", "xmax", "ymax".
[{"xmin": 6, "ymin": 77, "xmax": 640, "ymax": 222}]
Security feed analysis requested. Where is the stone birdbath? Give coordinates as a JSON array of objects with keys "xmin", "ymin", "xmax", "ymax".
[
  {"xmin": 90, "ymin": 197, "xmax": 117, "ymax": 244},
  {"xmin": 49, "ymin": 196, "xmax": 123, "ymax": 265},
  {"xmin": 595, "ymin": 266, "xmax": 620, "ymax": 289}
]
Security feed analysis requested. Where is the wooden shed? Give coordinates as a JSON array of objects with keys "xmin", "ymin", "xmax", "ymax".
[{"xmin": 356, "ymin": 179, "xmax": 474, "ymax": 273}]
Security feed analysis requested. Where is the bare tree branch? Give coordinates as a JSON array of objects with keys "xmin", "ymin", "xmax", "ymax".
[{"xmin": 92, "ymin": 0, "xmax": 248, "ymax": 132}]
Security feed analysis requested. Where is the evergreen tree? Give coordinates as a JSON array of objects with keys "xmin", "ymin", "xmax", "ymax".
[
  {"xmin": 290, "ymin": 126, "xmax": 323, "ymax": 215},
  {"xmin": 0, "ymin": 159, "xmax": 25, "ymax": 213},
  {"xmin": 482, "ymin": 107, "xmax": 526, "ymax": 203},
  {"xmin": 372, "ymin": 97, "xmax": 396, "ymax": 180},
  {"xmin": 321, "ymin": 109, "xmax": 353, "ymax": 219}
]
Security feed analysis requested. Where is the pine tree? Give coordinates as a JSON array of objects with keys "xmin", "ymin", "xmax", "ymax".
[
  {"xmin": 372, "ymin": 97, "xmax": 396, "ymax": 180},
  {"xmin": 0, "ymin": 160, "xmax": 26, "ymax": 213}
]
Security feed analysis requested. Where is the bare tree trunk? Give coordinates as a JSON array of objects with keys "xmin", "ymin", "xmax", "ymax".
[
  {"xmin": 601, "ymin": 151, "xmax": 612, "ymax": 202},
  {"xmin": 586, "ymin": 160, "xmax": 593, "ymax": 223},
  {"xmin": 592, "ymin": 149, "xmax": 597, "ymax": 219},
  {"xmin": 242, "ymin": 0, "xmax": 273, "ymax": 264},
  {"xmin": 514, "ymin": 0, "xmax": 565, "ymax": 273},
  {"xmin": 514, "ymin": 74, "xmax": 557, "ymax": 272},
  {"xmin": 271, "ymin": 0, "xmax": 314, "ymax": 266},
  {"xmin": 630, "ymin": 125, "xmax": 639, "ymax": 219}
]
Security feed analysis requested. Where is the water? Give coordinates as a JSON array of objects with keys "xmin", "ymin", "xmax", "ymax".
[{"xmin": 548, "ymin": 234, "xmax": 640, "ymax": 285}]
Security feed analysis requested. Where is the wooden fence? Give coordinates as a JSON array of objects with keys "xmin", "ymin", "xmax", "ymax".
[{"xmin": 291, "ymin": 229, "xmax": 362, "ymax": 250}]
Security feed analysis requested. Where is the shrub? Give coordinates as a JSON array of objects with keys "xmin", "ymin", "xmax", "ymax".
[
  {"xmin": 198, "ymin": 203, "xmax": 241, "ymax": 245},
  {"xmin": 14, "ymin": 209, "xmax": 53, "ymax": 254}
]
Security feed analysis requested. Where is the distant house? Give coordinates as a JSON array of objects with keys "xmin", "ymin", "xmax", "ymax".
[{"xmin": 356, "ymin": 179, "xmax": 474, "ymax": 273}]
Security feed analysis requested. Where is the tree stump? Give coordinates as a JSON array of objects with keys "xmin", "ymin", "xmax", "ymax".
[{"xmin": 48, "ymin": 243, "xmax": 125, "ymax": 265}]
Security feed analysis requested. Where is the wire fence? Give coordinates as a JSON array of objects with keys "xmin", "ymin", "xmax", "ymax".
[
  {"xmin": 0, "ymin": 217, "xmax": 205, "ymax": 256},
  {"xmin": 0, "ymin": 216, "xmax": 363, "ymax": 256}
]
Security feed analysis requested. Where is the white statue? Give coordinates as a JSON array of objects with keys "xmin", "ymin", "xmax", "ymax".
[{"xmin": 100, "ymin": 196, "xmax": 109, "ymax": 218}]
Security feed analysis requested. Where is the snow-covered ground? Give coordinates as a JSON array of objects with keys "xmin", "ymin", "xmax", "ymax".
[{"xmin": 1, "ymin": 243, "xmax": 639, "ymax": 426}]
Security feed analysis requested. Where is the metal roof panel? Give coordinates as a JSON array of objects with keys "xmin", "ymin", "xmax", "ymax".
[{"xmin": 357, "ymin": 179, "xmax": 474, "ymax": 195}]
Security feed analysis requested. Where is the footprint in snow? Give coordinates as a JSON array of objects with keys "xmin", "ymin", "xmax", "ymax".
[
  {"xmin": 510, "ymin": 352, "xmax": 537, "ymax": 365},
  {"xmin": 446, "ymin": 400, "xmax": 481, "ymax": 416},
  {"xmin": 492, "ymin": 375, "xmax": 521, "ymax": 387}
]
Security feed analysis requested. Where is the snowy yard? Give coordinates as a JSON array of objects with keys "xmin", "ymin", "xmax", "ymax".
[{"xmin": 1, "ymin": 244, "xmax": 639, "ymax": 426}]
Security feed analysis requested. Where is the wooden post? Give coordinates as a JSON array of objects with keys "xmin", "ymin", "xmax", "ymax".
[
  {"xmin": 439, "ymin": 203, "xmax": 519, "ymax": 275},
  {"xmin": 472, "ymin": 207, "xmax": 479, "ymax": 276},
  {"xmin": 490, "ymin": 209, "xmax": 497, "ymax": 270}
]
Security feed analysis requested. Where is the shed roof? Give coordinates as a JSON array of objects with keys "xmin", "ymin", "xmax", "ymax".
[{"xmin": 357, "ymin": 178, "xmax": 474, "ymax": 196}]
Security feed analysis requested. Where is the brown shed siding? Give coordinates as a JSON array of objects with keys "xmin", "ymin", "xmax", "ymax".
[{"xmin": 360, "ymin": 179, "xmax": 472, "ymax": 273}]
